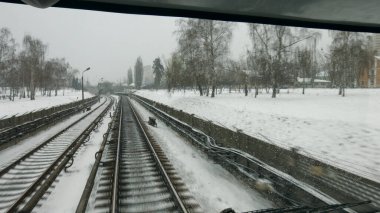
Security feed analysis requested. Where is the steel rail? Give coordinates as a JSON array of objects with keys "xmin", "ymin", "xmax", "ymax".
[
  {"xmin": 1, "ymin": 97, "xmax": 113, "ymax": 213},
  {"xmin": 18, "ymin": 97, "xmax": 114, "ymax": 212},
  {"xmin": 110, "ymin": 101, "xmax": 122, "ymax": 213},
  {"xmin": 0, "ymin": 97, "xmax": 98, "ymax": 147},
  {"xmin": 127, "ymin": 97, "xmax": 189, "ymax": 213},
  {"xmin": 0, "ymin": 98, "xmax": 106, "ymax": 177},
  {"xmin": 87, "ymin": 96, "xmax": 198, "ymax": 213},
  {"xmin": 76, "ymin": 99, "xmax": 120, "ymax": 213}
]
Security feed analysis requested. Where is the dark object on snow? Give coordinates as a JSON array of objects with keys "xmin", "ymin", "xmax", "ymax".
[
  {"xmin": 86, "ymin": 106, "xmax": 91, "ymax": 111},
  {"xmin": 148, "ymin": 117, "xmax": 157, "ymax": 127},
  {"xmin": 220, "ymin": 208, "xmax": 235, "ymax": 213}
]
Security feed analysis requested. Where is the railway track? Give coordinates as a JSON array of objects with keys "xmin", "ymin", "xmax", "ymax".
[
  {"xmin": 0, "ymin": 97, "xmax": 98, "ymax": 150},
  {"xmin": 82, "ymin": 96, "xmax": 201, "ymax": 213},
  {"xmin": 0, "ymin": 96, "xmax": 113, "ymax": 213}
]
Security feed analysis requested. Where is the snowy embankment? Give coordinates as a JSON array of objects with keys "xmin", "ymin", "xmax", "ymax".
[
  {"xmin": 131, "ymin": 99, "xmax": 274, "ymax": 212},
  {"xmin": 0, "ymin": 89, "xmax": 93, "ymax": 118},
  {"xmin": 136, "ymin": 88, "xmax": 380, "ymax": 183}
]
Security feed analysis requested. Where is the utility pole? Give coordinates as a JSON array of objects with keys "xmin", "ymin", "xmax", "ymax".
[{"xmin": 82, "ymin": 67, "xmax": 90, "ymax": 100}]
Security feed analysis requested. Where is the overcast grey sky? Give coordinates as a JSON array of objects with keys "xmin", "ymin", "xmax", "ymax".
[{"xmin": 0, "ymin": 2, "xmax": 330, "ymax": 84}]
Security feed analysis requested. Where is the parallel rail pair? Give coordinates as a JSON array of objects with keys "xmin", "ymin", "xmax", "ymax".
[
  {"xmin": 0, "ymin": 96, "xmax": 99, "ymax": 150},
  {"xmin": 0, "ymin": 96, "xmax": 113, "ymax": 213},
  {"xmin": 79, "ymin": 96, "xmax": 201, "ymax": 213}
]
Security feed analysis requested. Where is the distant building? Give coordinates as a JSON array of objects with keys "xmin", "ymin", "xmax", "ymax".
[
  {"xmin": 374, "ymin": 56, "xmax": 380, "ymax": 87},
  {"xmin": 374, "ymin": 35, "xmax": 380, "ymax": 87},
  {"xmin": 357, "ymin": 35, "xmax": 380, "ymax": 87},
  {"xmin": 359, "ymin": 56, "xmax": 380, "ymax": 88},
  {"xmin": 316, "ymin": 71, "xmax": 329, "ymax": 80},
  {"xmin": 359, "ymin": 67, "xmax": 370, "ymax": 88},
  {"xmin": 142, "ymin": 65, "xmax": 154, "ymax": 87},
  {"xmin": 296, "ymin": 77, "xmax": 331, "ymax": 88},
  {"xmin": 374, "ymin": 34, "xmax": 380, "ymax": 55}
]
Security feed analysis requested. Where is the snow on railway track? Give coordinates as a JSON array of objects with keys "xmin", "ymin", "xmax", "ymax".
[
  {"xmin": 84, "ymin": 96, "xmax": 201, "ymax": 213},
  {"xmin": 0, "ymin": 97, "xmax": 113, "ymax": 213}
]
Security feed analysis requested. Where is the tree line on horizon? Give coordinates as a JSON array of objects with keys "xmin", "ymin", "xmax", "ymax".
[
  {"xmin": 162, "ymin": 19, "xmax": 376, "ymax": 98},
  {"xmin": 0, "ymin": 28, "xmax": 81, "ymax": 101},
  {"xmin": 126, "ymin": 56, "xmax": 165, "ymax": 90},
  {"xmin": 2, "ymin": 20, "xmax": 376, "ymax": 100}
]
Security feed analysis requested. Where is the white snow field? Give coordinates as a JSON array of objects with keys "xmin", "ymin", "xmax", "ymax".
[
  {"xmin": 131, "ymin": 99, "xmax": 274, "ymax": 212},
  {"xmin": 136, "ymin": 88, "xmax": 380, "ymax": 183},
  {"xmin": 0, "ymin": 89, "xmax": 93, "ymax": 118}
]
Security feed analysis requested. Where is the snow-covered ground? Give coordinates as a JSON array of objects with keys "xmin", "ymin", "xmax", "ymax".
[
  {"xmin": 0, "ymin": 89, "xmax": 93, "ymax": 118},
  {"xmin": 131, "ymin": 99, "xmax": 274, "ymax": 212},
  {"xmin": 136, "ymin": 88, "xmax": 380, "ymax": 183}
]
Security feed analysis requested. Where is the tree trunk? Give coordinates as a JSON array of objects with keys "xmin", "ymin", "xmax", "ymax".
[
  {"xmin": 30, "ymin": 68, "xmax": 35, "ymax": 100},
  {"xmin": 197, "ymin": 84, "xmax": 203, "ymax": 96},
  {"xmin": 12, "ymin": 88, "xmax": 15, "ymax": 101},
  {"xmin": 302, "ymin": 77, "xmax": 305, "ymax": 95},
  {"xmin": 211, "ymin": 85, "xmax": 216, "ymax": 98},
  {"xmin": 272, "ymin": 83, "xmax": 277, "ymax": 98},
  {"xmin": 244, "ymin": 84, "xmax": 248, "ymax": 96}
]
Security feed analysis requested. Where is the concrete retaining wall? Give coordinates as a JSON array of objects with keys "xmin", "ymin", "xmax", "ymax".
[
  {"xmin": 0, "ymin": 96, "xmax": 98, "ymax": 130},
  {"xmin": 134, "ymin": 94, "xmax": 380, "ymax": 209}
]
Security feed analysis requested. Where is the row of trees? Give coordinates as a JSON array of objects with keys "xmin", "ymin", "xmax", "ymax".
[
  {"xmin": 164, "ymin": 19, "xmax": 375, "ymax": 98},
  {"xmin": 165, "ymin": 19, "xmax": 233, "ymax": 97},
  {"xmin": 127, "ymin": 56, "xmax": 165, "ymax": 89},
  {"xmin": 328, "ymin": 31, "xmax": 375, "ymax": 96},
  {"xmin": 0, "ymin": 28, "xmax": 80, "ymax": 101}
]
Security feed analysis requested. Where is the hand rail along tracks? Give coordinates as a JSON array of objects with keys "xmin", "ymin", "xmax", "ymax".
[
  {"xmin": 82, "ymin": 96, "xmax": 201, "ymax": 213},
  {"xmin": 0, "ymin": 96, "xmax": 113, "ymax": 213}
]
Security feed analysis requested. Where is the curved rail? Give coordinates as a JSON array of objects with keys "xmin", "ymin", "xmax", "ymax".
[{"xmin": 0, "ymin": 97, "xmax": 113, "ymax": 213}]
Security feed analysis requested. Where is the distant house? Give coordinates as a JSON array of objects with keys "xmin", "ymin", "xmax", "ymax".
[
  {"xmin": 358, "ymin": 56, "xmax": 380, "ymax": 88},
  {"xmin": 373, "ymin": 56, "xmax": 380, "ymax": 87},
  {"xmin": 316, "ymin": 71, "xmax": 329, "ymax": 80},
  {"xmin": 359, "ymin": 35, "xmax": 380, "ymax": 87},
  {"xmin": 296, "ymin": 77, "xmax": 331, "ymax": 88}
]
